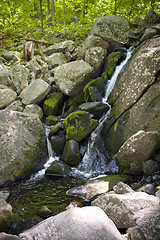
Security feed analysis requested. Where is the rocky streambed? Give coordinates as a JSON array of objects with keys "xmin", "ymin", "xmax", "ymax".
[{"xmin": 0, "ymin": 9, "xmax": 160, "ymax": 240}]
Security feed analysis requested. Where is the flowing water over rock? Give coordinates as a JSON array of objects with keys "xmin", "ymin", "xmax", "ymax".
[{"xmin": 74, "ymin": 47, "xmax": 135, "ymax": 178}]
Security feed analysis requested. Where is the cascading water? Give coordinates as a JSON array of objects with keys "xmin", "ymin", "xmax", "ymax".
[
  {"xmin": 73, "ymin": 46, "xmax": 135, "ymax": 178},
  {"xmin": 30, "ymin": 126, "xmax": 59, "ymax": 180}
]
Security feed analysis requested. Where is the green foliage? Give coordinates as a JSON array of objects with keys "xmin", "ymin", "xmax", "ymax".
[{"xmin": 0, "ymin": 0, "xmax": 160, "ymax": 42}]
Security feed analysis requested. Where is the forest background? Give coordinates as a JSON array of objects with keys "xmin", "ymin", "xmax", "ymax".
[{"xmin": 0, "ymin": 0, "xmax": 160, "ymax": 46}]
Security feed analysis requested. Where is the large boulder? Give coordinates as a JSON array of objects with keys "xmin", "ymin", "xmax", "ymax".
[
  {"xmin": 90, "ymin": 16, "xmax": 130, "ymax": 51},
  {"xmin": 0, "ymin": 86, "xmax": 17, "ymax": 109},
  {"xmin": 42, "ymin": 40, "xmax": 75, "ymax": 56},
  {"xmin": 53, "ymin": 60, "xmax": 93, "ymax": 96},
  {"xmin": 77, "ymin": 35, "xmax": 109, "ymax": 60},
  {"xmin": 63, "ymin": 140, "xmax": 81, "ymax": 166},
  {"xmin": 92, "ymin": 191, "xmax": 159, "ymax": 229},
  {"xmin": 104, "ymin": 37, "xmax": 160, "ymax": 154},
  {"xmin": 0, "ymin": 199, "xmax": 12, "ymax": 232},
  {"xmin": 0, "ymin": 110, "xmax": 47, "ymax": 186},
  {"xmin": 85, "ymin": 47, "xmax": 107, "ymax": 78},
  {"xmin": 48, "ymin": 52, "xmax": 67, "ymax": 69},
  {"xmin": 64, "ymin": 111, "xmax": 98, "ymax": 142},
  {"xmin": 9, "ymin": 64, "xmax": 29, "ymax": 94},
  {"xmin": 114, "ymin": 130, "xmax": 160, "ymax": 175},
  {"xmin": 134, "ymin": 206, "xmax": 160, "ymax": 240},
  {"xmin": 19, "ymin": 206, "xmax": 122, "ymax": 240},
  {"xmin": 20, "ymin": 79, "xmax": 51, "ymax": 105}
]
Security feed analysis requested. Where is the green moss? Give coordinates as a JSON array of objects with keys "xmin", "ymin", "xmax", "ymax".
[
  {"xmin": 64, "ymin": 111, "xmax": 98, "ymax": 142},
  {"xmin": 43, "ymin": 92, "xmax": 64, "ymax": 117},
  {"xmin": 45, "ymin": 115, "xmax": 61, "ymax": 126},
  {"xmin": 140, "ymin": 123, "xmax": 148, "ymax": 131},
  {"xmin": 106, "ymin": 51, "xmax": 123, "ymax": 78},
  {"xmin": 83, "ymin": 77, "xmax": 105, "ymax": 102}
]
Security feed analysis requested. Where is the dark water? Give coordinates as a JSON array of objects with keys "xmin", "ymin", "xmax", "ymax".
[{"xmin": 7, "ymin": 175, "xmax": 85, "ymax": 230}]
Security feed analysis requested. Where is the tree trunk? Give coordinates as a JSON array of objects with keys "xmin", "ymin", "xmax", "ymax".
[
  {"xmin": 40, "ymin": 0, "xmax": 43, "ymax": 32},
  {"xmin": 47, "ymin": 0, "xmax": 51, "ymax": 16},
  {"xmin": 63, "ymin": 0, "xmax": 66, "ymax": 27},
  {"xmin": 51, "ymin": 0, "xmax": 55, "ymax": 22}
]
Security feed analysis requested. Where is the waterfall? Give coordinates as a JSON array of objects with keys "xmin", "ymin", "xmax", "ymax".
[
  {"xmin": 30, "ymin": 126, "xmax": 59, "ymax": 180},
  {"xmin": 73, "ymin": 47, "xmax": 135, "ymax": 178}
]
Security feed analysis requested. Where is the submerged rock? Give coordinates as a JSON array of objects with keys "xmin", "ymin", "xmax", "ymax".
[
  {"xmin": 37, "ymin": 206, "xmax": 52, "ymax": 218},
  {"xmin": 64, "ymin": 111, "xmax": 98, "ymax": 142},
  {"xmin": 19, "ymin": 206, "xmax": 122, "ymax": 240},
  {"xmin": 67, "ymin": 180, "xmax": 109, "ymax": 201}
]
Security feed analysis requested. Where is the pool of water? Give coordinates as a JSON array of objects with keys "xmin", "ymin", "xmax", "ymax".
[{"xmin": 6, "ymin": 175, "xmax": 85, "ymax": 232}]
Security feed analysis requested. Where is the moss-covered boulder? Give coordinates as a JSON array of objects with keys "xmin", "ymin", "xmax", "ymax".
[
  {"xmin": 83, "ymin": 77, "xmax": 106, "ymax": 102},
  {"xmin": 63, "ymin": 140, "xmax": 81, "ymax": 166},
  {"xmin": 79, "ymin": 102, "xmax": 109, "ymax": 119},
  {"xmin": 45, "ymin": 160, "xmax": 71, "ymax": 177},
  {"xmin": 104, "ymin": 50, "xmax": 126, "ymax": 78},
  {"xmin": 43, "ymin": 92, "xmax": 64, "ymax": 117},
  {"xmin": 64, "ymin": 111, "xmax": 98, "ymax": 142},
  {"xmin": 49, "ymin": 122, "xmax": 63, "ymax": 137}
]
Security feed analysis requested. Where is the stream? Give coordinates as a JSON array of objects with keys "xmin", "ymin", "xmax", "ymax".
[{"xmin": 6, "ymin": 46, "xmax": 134, "ymax": 232}]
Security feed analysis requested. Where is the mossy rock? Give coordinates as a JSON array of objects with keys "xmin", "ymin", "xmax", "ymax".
[
  {"xmin": 49, "ymin": 122, "xmax": 63, "ymax": 137},
  {"xmin": 105, "ymin": 51, "xmax": 126, "ymax": 78},
  {"xmin": 83, "ymin": 77, "xmax": 106, "ymax": 102},
  {"xmin": 63, "ymin": 140, "xmax": 81, "ymax": 166},
  {"xmin": 43, "ymin": 92, "xmax": 64, "ymax": 117},
  {"xmin": 79, "ymin": 102, "xmax": 109, "ymax": 119},
  {"xmin": 37, "ymin": 206, "xmax": 52, "ymax": 218},
  {"xmin": 50, "ymin": 135, "xmax": 65, "ymax": 155},
  {"xmin": 45, "ymin": 115, "xmax": 61, "ymax": 126},
  {"xmin": 45, "ymin": 160, "xmax": 71, "ymax": 176},
  {"xmin": 64, "ymin": 111, "xmax": 99, "ymax": 142}
]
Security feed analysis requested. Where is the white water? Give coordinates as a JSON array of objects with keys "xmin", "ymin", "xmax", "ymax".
[
  {"xmin": 30, "ymin": 126, "xmax": 59, "ymax": 180},
  {"xmin": 73, "ymin": 47, "xmax": 135, "ymax": 178}
]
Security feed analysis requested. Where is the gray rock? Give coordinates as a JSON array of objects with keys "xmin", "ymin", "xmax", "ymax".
[
  {"xmin": 23, "ymin": 104, "xmax": 43, "ymax": 119},
  {"xmin": 127, "ymin": 226, "xmax": 146, "ymax": 240},
  {"xmin": 140, "ymin": 184, "xmax": 155, "ymax": 195},
  {"xmin": 113, "ymin": 182, "xmax": 134, "ymax": 194},
  {"xmin": 134, "ymin": 206, "xmax": 160, "ymax": 240},
  {"xmin": 19, "ymin": 206, "xmax": 122, "ymax": 240},
  {"xmin": 104, "ymin": 37, "xmax": 160, "ymax": 155},
  {"xmin": 0, "ymin": 233, "xmax": 20, "ymax": 240},
  {"xmin": 90, "ymin": 16, "xmax": 130, "ymax": 51},
  {"xmin": 26, "ymin": 59, "xmax": 41, "ymax": 77},
  {"xmin": 140, "ymin": 28, "xmax": 157, "ymax": 42},
  {"xmin": 0, "ymin": 64, "xmax": 10, "ymax": 86},
  {"xmin": 78, "ymin": 35, "xmax": 109, "ymax": 60},
  {"xmin": 85, "ymin": 47, "xmax": 107, "ymax": 78},
  {"xmin": 63, "ymin": 140, "xmax": 81, "ymax": 166},
  {"xmin": 20, "ymin": 79, "xmax": 51, "ymax": 105},
  {"xmin": 42, "ymin": 40, "xmax": 75, "ymax": 56},
  {"xmin": 92, "ymin": 191, "xmax": 159, "ymax": 229},
  {"xmin": 48, "ymin": 52, "xmax": 67, "ymax": 69},
  {"xmin": 3, "ymin": 51, "xmax": 20, "ymax": 62},
  {"xmin": 67, "ymin": 180, "xmax": 109, "ymax": 201},
  {"xmin": 143, "ymin": 159, "xmax": 160, "ymax": 176},
  {"xmin": 79, "ymin": 102, "xmax": 109, "ymax": 119},
  {"xmin": 0, "ymin": 87, "xmax": 17, "ymax": 109},
  {"xmin": 9, "ymin": 64, "xmax": 29, "ymax": 94},
  {"xmin": 0, "ymin": 190, "xmax": 10, "ymax": 201},
  {"xmin": 0, "ymin": 109, "xmax": 47, "ymax": 186},
  {"xmin": 114, "ymin": 130, "xmax": 160, "ymax": 175},
  {"xmin": 6, "ymin": 100, "xmax": 24, "ymax": 112},
  {"xmin": 53, "ymin": 60, "xmax": 93, "ymax": 96},
  {"xmin": 0, "ymin": 199, "xmax": 12, "ymax": 232},
  {"xmin": 141, "ymin": 9, "xmax": 160, "ymax": 28}
]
